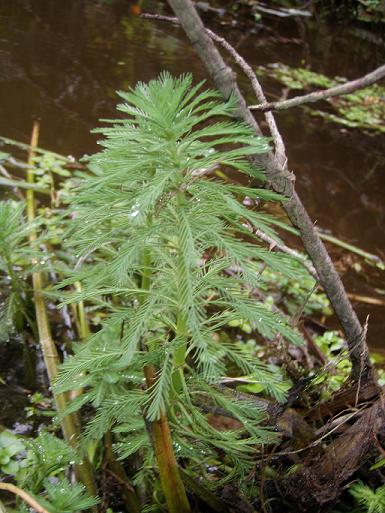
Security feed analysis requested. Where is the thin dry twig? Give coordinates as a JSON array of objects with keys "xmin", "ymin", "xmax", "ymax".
[
  {"xmin": 0, "ymin": 164, "xmax": 24, "ymax": 200},
  {"xmin": 204, "ymin": 29, "xmax": 286, "ymax": 165},
  {"xmin": 254, "ymin": 228, "xmax": 318, "ymax": 279},
  {"xmin": 267, "ymin": 407, "xmax": 365, "ymax": 458},
  {"xmin": 347, "ymin": 293, "xmax": 385, "ymax": 306},
  {"xmin": 355, "ymin": 315, "xmax": 370, "ymax": 407},
  {"xmin": 0, "ymin": 483, "xmax": 52, "ymax": 513},
  {"xmin": 249, "ymin": 64, "xmax": 385, "ymax": 111},
  {"xmin": 140, "ymin": 12, "xmax": 287, "ymax": 164}
]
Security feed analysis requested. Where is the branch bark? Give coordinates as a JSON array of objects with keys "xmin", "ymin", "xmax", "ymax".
[
  {"xmin": 249, "ymin": 63, "xmax": 385, "ymax": 111},
  {"xmin": 146, "ymin": 3, "xmax": 372, "ymax": 381}
]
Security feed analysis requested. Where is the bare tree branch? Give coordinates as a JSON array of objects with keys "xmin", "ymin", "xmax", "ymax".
[
  {"xmin": 143, "ymin": 5, "xmax": 373, "ymax": 381},
  {"xmin": 141, "ymin": 13, "xmax": 287, "ymax": 162},
  {"xmin": 141, "ymin": 13, "xmax": 177, "ymax": 22},
  {"xmin": 254, "ymin": 229, "xmax": 318, "ymax": 279},
  {"xmin": 205, "ymin": 29, "xmax": 286, "ymax": 165},
  {"xmin": 249, "ymin": 64, "xmax": 385, "ymax": 111}
]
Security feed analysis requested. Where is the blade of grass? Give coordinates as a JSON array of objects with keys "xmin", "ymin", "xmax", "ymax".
[{"xmin": 0, "ymin": 177, "xmax": 50, "ymax": 193}]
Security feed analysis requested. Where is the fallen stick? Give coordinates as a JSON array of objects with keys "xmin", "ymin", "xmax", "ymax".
[
  {"xmin": 254, "ymin": 228, "xmax": 317, "ymax": 279},
  {"xmin": 348, "ymin": 293, "xmax": 385, "ymax": 306}
]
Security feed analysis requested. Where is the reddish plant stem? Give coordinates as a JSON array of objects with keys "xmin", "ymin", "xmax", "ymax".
[
  {"xmin": 144, "ymin": 364, "xmax": 191, "ymax": 513},
  {"xmin": 141, "ymin": 248, "xmax": 190, "ymax": 513}
]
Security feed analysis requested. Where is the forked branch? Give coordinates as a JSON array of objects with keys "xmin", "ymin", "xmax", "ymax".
[
  {"xmin": 144, "ymin": 2, "xmax": 373, "ymax": 381},
  {"xmin": 141, "ymin": 13, "xmax": 286, "ymax": 162}
]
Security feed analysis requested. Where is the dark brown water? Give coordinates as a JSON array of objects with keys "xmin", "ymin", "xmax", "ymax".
[{"xmin": 0, "ymin": 0, "xmax": 384, "ymax": 347}]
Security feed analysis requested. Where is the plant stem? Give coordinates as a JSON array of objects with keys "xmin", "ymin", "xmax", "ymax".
[
  {"xmin": 171, "ymin": 191, "xmax": 189, "ymax": 395},
  {"xmin": 25, "ymin": 121, "xmax": 39, "ymax": 224},
  {"xmin": 141, "ymin": 247, "xmax": 190, "ymax": 513},
  {"xmin": 179, "ymin": 468, "xmax": 227, "ymax": 512},
  {"xmin": 171, "ymin": 314, "xmax": 188, "ymax": 396},
  {"xmin": 141, "ymin": 247, "xmax": 152, "ymax": 292},
  {"xmin": 77, "ymin": 303, "xmax": 90, "ymax": 341},
  {"xmin": 68, "ymin": 281, "xmax": 91, "ymax": 401},
  {"xmin": 75, "ymin": 281, "xmax": 91, "ymax": 340},
  {"xmin": 26, "ymin": 121, "xmax": 96, "ymax": 498},
  {"xmin": 144, "ymin": 364, "xmax": 191, "ymax": 513}
]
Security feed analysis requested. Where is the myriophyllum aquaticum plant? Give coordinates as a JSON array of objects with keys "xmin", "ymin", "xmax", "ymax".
[{"xmin": 55, "ymin": 73, "xmax": 308, "ymax": 513}]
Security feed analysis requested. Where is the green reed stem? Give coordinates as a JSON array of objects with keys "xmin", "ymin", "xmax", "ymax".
[{"xmin": 26, "ymin": 121, "xmax": 96, "ymax": 499}]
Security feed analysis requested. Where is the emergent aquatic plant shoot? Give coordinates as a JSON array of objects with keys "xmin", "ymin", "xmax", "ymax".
[{"xmin": 55, "ymin": 73, "xmax": 310, "ymax": 512}]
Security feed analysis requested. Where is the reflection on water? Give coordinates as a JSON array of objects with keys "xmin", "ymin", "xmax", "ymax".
[{"xmin": 0, "ymin": 0, "xmax": 384, "ymax": 346}]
